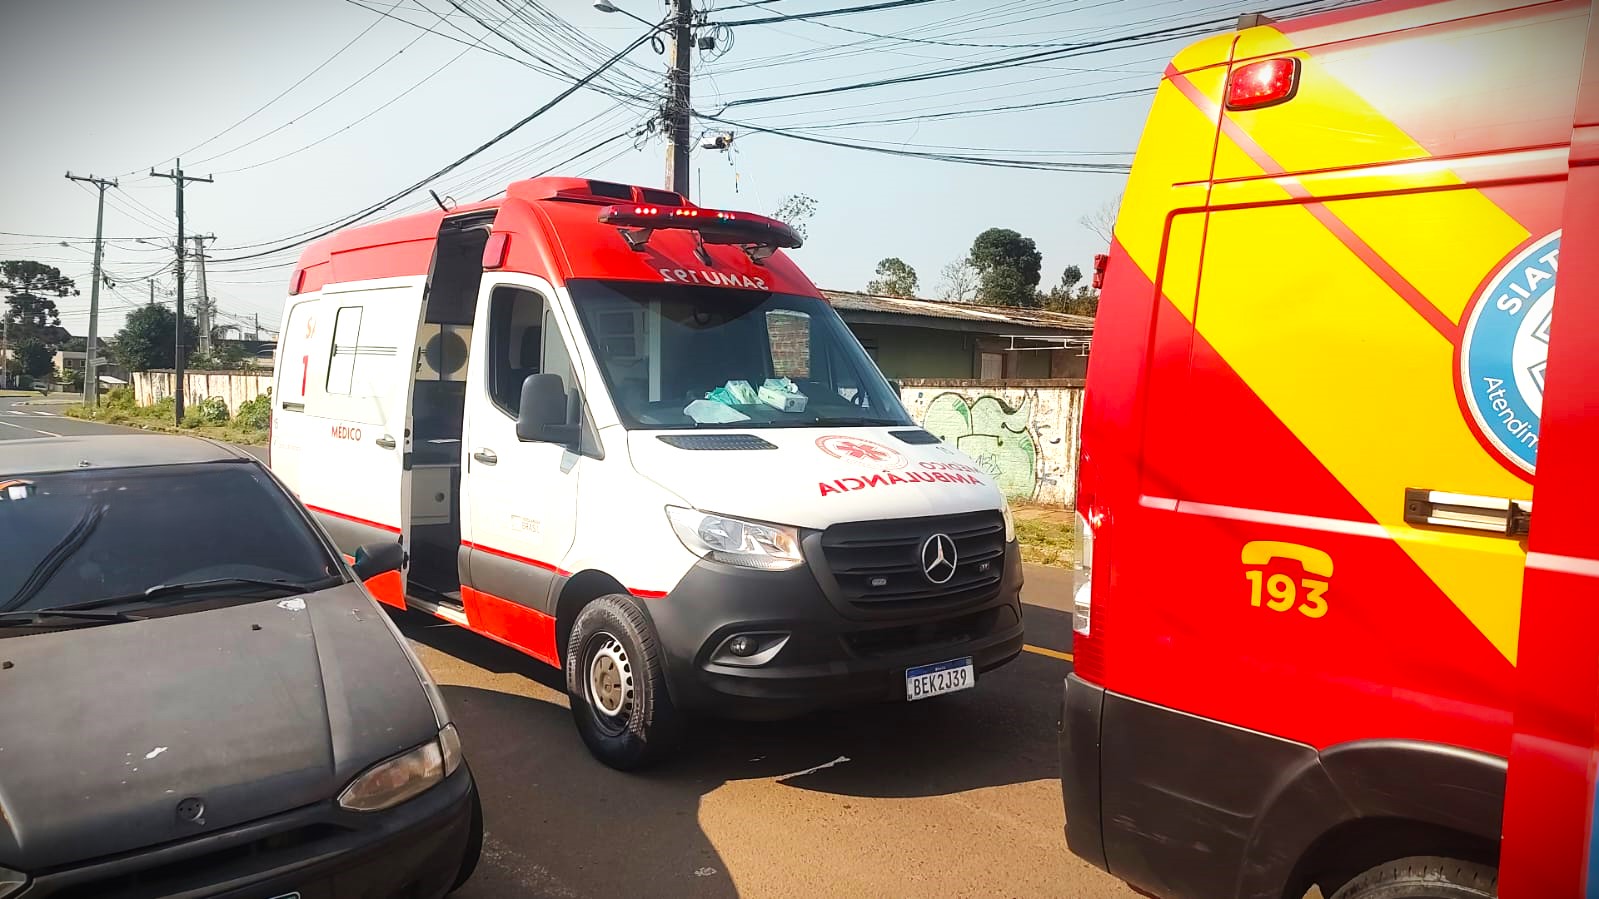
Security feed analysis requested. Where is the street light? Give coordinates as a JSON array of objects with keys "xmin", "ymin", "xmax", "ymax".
[
  {"xmin": 594, "ymin": 1, "xmax": 653, "ymax": 28},
  {"xmin": 594, "ymin": 2, "xmax": 668, "ymax": 53}
]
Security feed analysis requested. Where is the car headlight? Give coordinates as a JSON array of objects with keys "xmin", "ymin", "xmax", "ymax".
[
  {"xmin": 666, "ymin": 506, "xmax": 803, "ymax": 571},
  {"xmin": 1000, "ymin": 502, "xmax": 1016, "ymax": 543},
  {"xmin": 0, "ymin": 865, "xmax": 26, "ymax": 899},
  {"xmin": 338, "ymin": 724, "xmax": 462, "ymax": 812}
]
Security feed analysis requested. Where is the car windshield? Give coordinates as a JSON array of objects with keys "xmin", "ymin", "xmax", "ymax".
[
  {"xmin": 568, "ymin": 279, "xmax": 914, "ymax": 430},
  {"xmin": 0, "ymin": 462, "xmax": 340, "ymax": 614}
]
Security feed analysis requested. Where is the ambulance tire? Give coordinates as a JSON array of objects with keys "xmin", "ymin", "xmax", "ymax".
[
  {"xmin": 1328, "ymin": 857, "xmax": 1496, "ymax": 899},
  {"xmin": 566, "ymin": 594, "xmax": 683, "ymax": 771}
]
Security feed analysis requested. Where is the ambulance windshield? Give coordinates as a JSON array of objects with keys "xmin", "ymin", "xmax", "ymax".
[{"xmin": 569, "ymin": 279, "xmax": 913, "ymax": 430}]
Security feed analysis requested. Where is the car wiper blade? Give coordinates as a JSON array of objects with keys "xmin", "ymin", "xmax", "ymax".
[
  {"xmin": 810, "ymin": 416, "xmax": 894, "ymax": 427},
  {"xmin": 0, "ymin": 608, "xmax": 146, "ymax": 629},
  {"xmin": 58, "ymin": 577, "xmax": 317, "ymax": 613}
]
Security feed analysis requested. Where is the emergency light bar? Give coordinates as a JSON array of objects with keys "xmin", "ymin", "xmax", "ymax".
[{"xmin": 598, "ymin": 204, "xmax": 803, "ymax": 262}]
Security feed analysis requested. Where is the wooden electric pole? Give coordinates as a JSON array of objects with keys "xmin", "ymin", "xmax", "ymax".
[
  {"xmin": 150, "ymin": 159, "xmax": 212, "ymax": 423},
  {"xmin": 664, "ymin": 0, "xmax": 693, "ymax": 196},
  {"xmin": 65, "ymin": 172, "xmax": 118, "ymax": 406}
]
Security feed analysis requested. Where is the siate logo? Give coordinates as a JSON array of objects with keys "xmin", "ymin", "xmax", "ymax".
[{"xmin": 815, "ymin": 435, "xmax": 907, "ymax": 469}]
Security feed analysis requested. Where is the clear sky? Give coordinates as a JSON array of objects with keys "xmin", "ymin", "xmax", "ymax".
[{"xmin": 0, "ymin": 0, "xmax": 1249, "ymax": 339}]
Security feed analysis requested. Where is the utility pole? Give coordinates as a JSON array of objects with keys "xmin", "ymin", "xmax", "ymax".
[
  {"xmin": 65, "ymin": 172, "xmax": 118, "ymax": 406},
  {"xmin": 664, "ymin": 0, "xmax": 693, "ymax": 196},
  {"xmin": 150, "ymin": 159, "xmax": 212, "ymax": 423},
  {"xmin": 191, "ymin": 234, "xmax": 215, "ymax": 358}
]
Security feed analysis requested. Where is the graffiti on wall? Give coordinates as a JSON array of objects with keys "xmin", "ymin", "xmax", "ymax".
[{"xmin": 920, "ymin": 392, "xmax": 1042, "ymax": 502}]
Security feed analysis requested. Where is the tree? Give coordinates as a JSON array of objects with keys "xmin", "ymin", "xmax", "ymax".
[
  {"xmin": 1080, "ymin": 194, "xmax": 1122, "ymax": 245},
  {"xmin": 969, "ymin": 228, "xmax": 1043, "ymax": 307},
  {"xmin": 865, "ymin": 257, "xmax": 919, "ymax": 297},
  {"xmin": 1041, "ymin": 265, "xmax": 1083, "ymax": 312},
  {"xmin": 770, "ymin": 193, "xmax": 818, "ymax": 240},
  {"xmin": 2, "ymin": 260, "xmax": 76, "ymax": 347},
  {"xmin": 935, "ymin": 258, "xmax": 979, "ymax": 303},
  {"xmin": 112, "ymin": 304, "xmax": 199, "ymax": 372},
  {"xmin": 14, "ymin": 340, "xmax": 54, "ymax": 380}
]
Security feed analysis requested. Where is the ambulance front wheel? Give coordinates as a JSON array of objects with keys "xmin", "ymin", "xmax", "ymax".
[
  {"xmin": 1328, "ymin": 856, "xmax": 1496, "ymax": 899},
  {"xmin": 565, "ymin": 594, "xmax": 684, "ymax": 771}
]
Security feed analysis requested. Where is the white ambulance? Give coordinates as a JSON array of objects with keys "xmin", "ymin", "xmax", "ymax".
[{"xmin": 270, "ymin": 177, "xmax": 1025, "ymax": 769}]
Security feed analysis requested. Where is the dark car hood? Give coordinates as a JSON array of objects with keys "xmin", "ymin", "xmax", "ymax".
[{"xmin": 0, "ymin": 583, "xmax": 440, "ymax": 871}]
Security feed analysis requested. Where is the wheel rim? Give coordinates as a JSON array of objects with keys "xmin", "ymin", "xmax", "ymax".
[{"xmin": 585, "ymin": 631, "xmax": 634, "ymax": 734}]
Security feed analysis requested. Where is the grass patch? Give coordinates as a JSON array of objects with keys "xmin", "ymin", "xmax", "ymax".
[
  {"xmin": 65, "ymin": 389, "xmax": 268, "ymax": 446},
  {"xmin": 1015, "ymin": 515, "xmax": 1074, "ymax": 568}
]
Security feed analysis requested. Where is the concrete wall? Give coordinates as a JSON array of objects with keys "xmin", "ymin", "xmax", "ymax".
[
  {"xmin": 898, "ymin": 378, "xmax": 1085, "ymax": 507},
  {"xmin": 135, "ymin": 370, "xmax": 271, "ymax": 414}
]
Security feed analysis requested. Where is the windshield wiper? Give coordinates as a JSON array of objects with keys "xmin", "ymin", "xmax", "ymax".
[
  {"xmin": 2, "ymin": 504, "xmax": 109, "ymax": 612},
  {"xmin": 809, "ymin": 416, "xmax": 897, "ymax": 427},
  {"xmin": 57, "ymin": 577, "xmax": 320, "ymax": 613},
  {"xmin": 0, "ymin": 608, "xmax": 147, "ymax": 630}
]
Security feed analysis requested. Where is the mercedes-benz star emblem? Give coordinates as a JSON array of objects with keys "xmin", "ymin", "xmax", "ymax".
[{"xmin": 920, "ymin": 533, "xmax": 958, "ymax": 585}]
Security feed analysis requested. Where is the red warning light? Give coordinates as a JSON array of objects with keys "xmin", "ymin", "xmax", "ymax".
[{"xmin": 1226, "ymin": 57, "xmax": 1300, "ymax": 110}]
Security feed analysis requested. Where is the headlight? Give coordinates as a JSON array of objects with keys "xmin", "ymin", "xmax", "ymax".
[
  {"xmin": 0, "ymin": 865, "xmax": 26, "ymax": 899},
  {"xmin": 338, "ymin": 724, "xmax": 461, "ymax": 812},
  {"xmin": 1000, "ymin": 502, "xmax": 1016, "ymax": 543},
  {"xmin": 667, "ymin": 506, "xmax": 803, "ymax": 571}
]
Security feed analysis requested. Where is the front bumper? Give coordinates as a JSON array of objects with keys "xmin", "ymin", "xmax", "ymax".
[
  {"xmin": 18, "ymin": 767, "xmax": 476, "ymax": 899},
  {"xmin": 645, "ymin": 542, "xmax": 1026, "ymax": 720}
]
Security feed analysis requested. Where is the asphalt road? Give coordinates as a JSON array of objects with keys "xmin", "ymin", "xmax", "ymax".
[
  {"xmin": 0, "ymin": 399, "xmax": 1129, "ymax": 898},
  {"xmin": 410, "ymin": 562, "xmax": 1130, "ymax": 899},
  {"xmin": 0, "ymin": 396, "xmax": 268, "ymax": 460}
]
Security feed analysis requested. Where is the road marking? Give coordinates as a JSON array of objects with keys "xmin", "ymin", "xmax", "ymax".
[
  {"xmin": 1024, "ymin": 644, "xmax": 1073, "ymax": 662},
  {"xmin": 0, "ymin": 420, "xmax": 61, "ymax": 437}
]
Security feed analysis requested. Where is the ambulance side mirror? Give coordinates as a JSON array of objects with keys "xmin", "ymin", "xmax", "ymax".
[{"xmin": 517, "ymin": 373, "xmax": 580, "ymax": 447}]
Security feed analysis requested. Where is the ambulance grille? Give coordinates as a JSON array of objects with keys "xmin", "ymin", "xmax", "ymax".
[
  {"xmin": 656, "ymin": 434, "xmax": 777, "ymax": 450},
  {"xmin": 818, "ymin": 511, "xmax": 1005, "ymax": 612}
]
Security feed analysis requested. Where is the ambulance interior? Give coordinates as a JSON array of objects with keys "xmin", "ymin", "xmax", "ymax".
[{"xmin": 406, "ymin": 218, "xmax": 489, "ymax": 606}]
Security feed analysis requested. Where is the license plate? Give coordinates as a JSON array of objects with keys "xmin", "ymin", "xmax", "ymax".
[{"xmin": 905, "ymin": 657, "xmax": 974, "ymax": 701}]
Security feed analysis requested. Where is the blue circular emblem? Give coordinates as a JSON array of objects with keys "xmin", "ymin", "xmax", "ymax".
[{"xmin": 1459, "ymin": 231, "xmax": 1560, "ymax": 476}]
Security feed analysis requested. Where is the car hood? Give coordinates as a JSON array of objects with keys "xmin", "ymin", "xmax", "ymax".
[
  {"xmin": 0, "ymin": 583, "xmax": 439, "ymax": 871},
  {"xmin": 626, "ymin": 427, "xmax": 1005, "ymax": 530}
]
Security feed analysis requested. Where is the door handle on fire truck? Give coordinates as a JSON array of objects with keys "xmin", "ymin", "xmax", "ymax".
[
  {"xmin": 374, "ymin": 434, "xmax": 397, "ymax": 450},
  {"xmin": 473, "ymin": 448, "xmax": 498, "ymax": 465},
  {"xmin": 1404, "ymin": 489, "xmax": 1531, "ymax": 538}
]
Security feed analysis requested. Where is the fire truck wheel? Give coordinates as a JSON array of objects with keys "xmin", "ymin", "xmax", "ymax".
[
  {"xmin": 1329, "ymin": 856, "xmax": 1496, "ymax": 899},
  {"xmin": 566, "ymin": 594, "xmax": 683, "ymax": 771}
]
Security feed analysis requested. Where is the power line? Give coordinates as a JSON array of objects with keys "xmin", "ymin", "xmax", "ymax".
[
  {"xmin": 211, "ymin": 2, "xmax": 517, "ymax": 175},
  {"xmin": 716, "ymin": 0, "xmax": 1355, "ymax": 110},
  {"xmin": 140, "ymin": 0, "xmax": 405, "ymax": 172},
  {"xmin": 720, "ymin": 0, "xmax": 955, "ymax": 27},
  {"xmin": 188, "ymin": 4, "xmax": 455, "ymax": 168},
  {"xmin": 210, "ymin": 22, "xmax": 663, "ymax": 264},
  {"xmin": 702, "ymin": 114, "xmax": 1131, "ymax": 173}
]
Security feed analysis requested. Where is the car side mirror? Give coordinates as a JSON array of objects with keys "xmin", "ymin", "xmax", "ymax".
[
  {"xmin": 517, "ymin": 372, "xmax": 580, "ymax": 447},
  {"xmin": 352, "ymin": 541, "xmax": 405, "ymax": 580},
  {"xmin": 886, "ymin": 379, "xmax": 903, "ymax": 395}
]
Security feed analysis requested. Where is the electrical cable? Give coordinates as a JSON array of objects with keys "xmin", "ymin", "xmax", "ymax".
[
  {"xmin": 132, "ymin": 0, "xmax": 405, "ymax": 173},
  {"xmin": 719, "ymin": 0, "xmax": 956, "ymax": 27},
  {"xmin": 210, "ymin": 1, "xmax": 518, "ymax": 175},
  {"xmin": 210, "ymin": 22, "xmax": 663, "ymax": 263}
]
